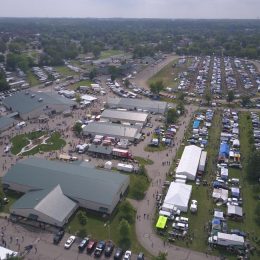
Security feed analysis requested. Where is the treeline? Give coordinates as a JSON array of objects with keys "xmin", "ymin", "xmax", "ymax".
[
  {"xmin": 0, "ymin": 18, "xmax": 259, "ymax": 67},
  {"xmin": 0, "ymin": 70, "xmax": 9, "ymax": 91}
]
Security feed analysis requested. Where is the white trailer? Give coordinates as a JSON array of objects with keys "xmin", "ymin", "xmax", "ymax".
[
  {"xmin": 208, "ymin": 232, "xmax": 244, "ymax": 247},
  {"xmin": 116, "ymin": 163, "xmax": 134, "ymax": 173}
]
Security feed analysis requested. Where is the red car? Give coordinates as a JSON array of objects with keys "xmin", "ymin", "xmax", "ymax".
[{"xmin": 86, "ymin": 240, "xmax": 97, "ymax": 254}]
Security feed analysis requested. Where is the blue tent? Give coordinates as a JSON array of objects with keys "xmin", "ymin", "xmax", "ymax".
[
  {"xmin": 219, "ymin": 143, "xmax": 229, "ymax": 157},
  {"xmin": 193, "ymin": 120, "xmax": 200, "ymax": 129}
]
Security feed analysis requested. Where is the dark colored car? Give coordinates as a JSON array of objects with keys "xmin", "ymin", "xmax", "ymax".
[
  {"xmin": 114, "ymin": 248, "xmax": 123, "ymax": 260},
  {"xmin": 104, "ymin": 240, "xmax": 115, "ymax": 257},
  {"xmin": 78, "ymin": 237, "xmax": 89, "ymax": 252},
  {"xmin": 94, "ymin": 240, "xmax": 106, "ymax": 257},
  {"xmin": 230, "ymin": 229, "xmax": 247, "ymax": 238},
  {"xmin": 53, "ymin": 229, "xmax": 65, "ymax": 244},
  {"xmin": 87, "ymin": 240, "xmax": 97, "ymax": 254},
  {"xmin": 137, "ymin": 252, "xmax": 145, "ymax": 260}
]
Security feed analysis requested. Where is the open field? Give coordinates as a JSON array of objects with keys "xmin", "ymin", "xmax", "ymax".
[
  {"xmin": 55, "ymin": 66, "xmax": 79, "ymax": 76},
  {"xmin": 69, "ymin": 80, "xmax": 92, "ymax": 90},
  {"xmin": 26, "ymin": 71, "xmax": 40, "ymax": 86},
  {"xmin": 99, "ymin": 50, "xmax": 124, "ymax": 59},
  {"xmin": 148, "ymin": 58, "xmax": 192, "ymax": 89}
]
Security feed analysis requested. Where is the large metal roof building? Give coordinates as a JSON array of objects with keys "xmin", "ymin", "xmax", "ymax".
[
  {"xmin": 83, "ymin": 122, "xmax": 141, "ymax": 141},
  {"xmin": 101, "ymin": 109, "xmax": 149, "ymax": 125},
  {"xmin": 106, "ymin": 97, "xmax": 168, "ymax": 114},
  {"xmin": 3, "ymin": 90, "xmax": 76, "ymax": 120},
  {"xmin": 3, "ymin": 158, "xmax": 129, "ymax": 216}
]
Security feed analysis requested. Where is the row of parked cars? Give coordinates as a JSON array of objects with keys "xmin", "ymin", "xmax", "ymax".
[{"xmin": 53, "ymin": 230, "xmax": 145, "ymax": 259}]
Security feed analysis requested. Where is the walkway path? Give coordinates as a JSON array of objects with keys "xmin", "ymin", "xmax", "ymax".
[
  {"xmin": 130, "ymin": 105, "xmax": 219, "ymax": 260},
  {"xmin": 132, "ymin": 54, "xmax": 179, "ymax": 90}
]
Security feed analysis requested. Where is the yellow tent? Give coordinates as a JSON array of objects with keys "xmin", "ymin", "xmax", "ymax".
[{"xmin": 156, "ymin": 216, "xmax": 167, "ymax": 229}]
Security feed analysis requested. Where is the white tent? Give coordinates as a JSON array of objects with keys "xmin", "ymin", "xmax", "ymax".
[
  {"xmin": 176, "ymin": 145, "xmax": 202, "ymax": 180},
  {"xmin": 81, "ymin": 94, "xmax": 97, "ymax": 102},
  {"xmin": 212, "ymin": 188, "xmax": 228, "ymax": 202},
  {"xmin": 227, "ymin": 205, "xmax": 243, "ymax": 217},
  {"xmin": 104, "ymin": 161, "xmax": 112, "ymax": 170},
  {"xmin": 163, "ymin": 182, "xmax": 192, "ymax": 212}
]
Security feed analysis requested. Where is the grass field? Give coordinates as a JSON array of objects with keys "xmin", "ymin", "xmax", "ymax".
[
  {"xmin": 55, "ymin": 66, "xmax": 78, "ymax": 76},
  {"xmin": 68, "ymin": 206, "xmax": 148, "ymax": 255},
  {"xmin": 99, "ymin": 50, "xmax": 124, "ymax": 59},
  {"xmin": 147, "ymin": 58, "xmax": 191, "ymax": 89},
  {"xmin": 11, "ymin": 131, "xmax": 46, "ymax": 155},
  {"xmin": 0, "ymin": 190, "xmax": 23, "ymax": 213},
  {"xmin": 26, "ymin": 71, "xmax": 40, "ymax": 87},
  {"xmin": 69, "ymin": 80, "xmax": 92, "ymax": 90},
  {"xmin": 22, "ymin": 132, "xmax": 66, "ymax": 156},
  {"xmin": 133, "ymin": 156, "xmax": 154, "ymax": 165}
]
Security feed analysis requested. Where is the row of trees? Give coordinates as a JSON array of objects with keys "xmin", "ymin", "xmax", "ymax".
[{"xmin": 0, "ymin": 70, "xmax": 9, "ymax": 91}]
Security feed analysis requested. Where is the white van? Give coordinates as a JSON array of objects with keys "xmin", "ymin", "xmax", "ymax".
[
  {"xmin": 172, "ymin": 222, "xmax": 189, "ymax": 230},
  {"xmin": 16, "ymin": 121, "xmax": 26, "ymax": 129}
]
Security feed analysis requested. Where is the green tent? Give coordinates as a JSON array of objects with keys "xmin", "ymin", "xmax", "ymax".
[{"xmin": 156, "ymin": 216, "xmax": 167, "ymax": 229}]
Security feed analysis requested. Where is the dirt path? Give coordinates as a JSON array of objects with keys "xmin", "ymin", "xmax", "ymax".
[
  {"xmin": 132, "ymin": 54, "xmax": 179, "ymax": 90},
  {"xmin": 130, "ymin": 104, "xmax": 219, "ymax": 260}
]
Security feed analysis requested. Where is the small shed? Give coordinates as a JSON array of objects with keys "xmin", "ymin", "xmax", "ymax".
[{"xmin": 156, "ymin": 216, "xmax": 167, "ymax": 229}]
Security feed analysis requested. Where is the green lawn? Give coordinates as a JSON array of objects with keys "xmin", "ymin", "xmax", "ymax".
[
  {"xmin": 144, "ymin": 144, "xmax": 168, "ymax": 152},
  {"xmin": 22, "ymin": 132, "xmax": 66, "ymax": 156},
  {"xmin": 0, "ymin": 190, "xmax": 23, "ymax": 213},
  {"xmin": 70, "ymin": 80, "xmax": 92, "ymax": 90},
  {"xmin": 55, "ymin": 66, "xmax": 78, "ymax": 76},
  {"xmin": 99, "ymin": 50, "xmax": 124, "ymax": 59},
  {"xmin": 147, "ymin": 57, "xmax": 191, "ymax": 89},
  {"xmin": 26, "ymin": 71, "xmax": 40, "ymax": 87},
  {"xmin": 11, "ymin": 131, "xmax": 46, "ymax": 155},
  {"xmin": 133, "ymin": 156, "xmax": 154, "ymax": 165},
  {"xmin": 67, "ymin": 207, "xmax": 148, "ymax": 255}
]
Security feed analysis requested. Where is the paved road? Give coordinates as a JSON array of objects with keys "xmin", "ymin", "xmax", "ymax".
[
  {"xmin": 130, "ymin": 105, "xmax": 219, "ymax": 260},
  {"xmin": 132, "ymin": 54, "xmax": 179, "ymax": 90}
]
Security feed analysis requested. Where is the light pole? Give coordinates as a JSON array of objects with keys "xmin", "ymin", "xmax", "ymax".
[{"xmin": 104, "ymin": 221, "xmax": 111, "ymax": 240}]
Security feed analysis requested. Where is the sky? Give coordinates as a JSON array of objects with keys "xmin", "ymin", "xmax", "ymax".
[{"xmin": 0, "ymin": 0, "xmax": 259, "ymax": 19}]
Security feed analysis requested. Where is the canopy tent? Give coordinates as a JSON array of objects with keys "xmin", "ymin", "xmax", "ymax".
[
  {"xmin": 104, "ymin": 161, "xmax": 112, "ymax": 170},
  {"xmin": 220, "ymin": 167, "xmax": 229, "ymax": 180},
  {"xmin": 212, "ymin": 188, "xmax": 228, "ymax": 202},
  {"xmin": 81, "ymin": 94, "xmax": 97, "ymax": 102},
  {"xmin": 227, "ymin": 205, "xmax": 243, "ymax": 217},
  {"xmin": 214, "ymin": 210, "xmax": 224, "ymax": 220},
  {"xmin": 219, "ymin": 143, "xmax": 229, "ymax": 158},
  {"xmin": 163, "ymin": 182, "xmax": 192, "ymax": 212},
  {"xmin": 193, "ymin": 120, "xmax": 200, "ymax": 129},
  {"xmin": 156, "ymin": 216, "xmax": 167, "ymax": 229}
]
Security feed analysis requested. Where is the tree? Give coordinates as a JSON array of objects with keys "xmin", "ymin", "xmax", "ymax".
[
  {"xmin": 241, "ymin": 95, "xmax": 251, "ymax": 107},
  {"xmin": 75, "ymin": 93, "xmax": 81, "ymax": 104},
  {"xmin": 118, "ymin": 200, "xmax": 135, "ymax": 224},
  {"xmin": 247, "ymin": 150, "xmax": 260, "ymax": 181},
  {"xmin": 124, "ymin": 78, "xmax": 130, "ymax": 88},
  {"xmin": 153, "ymin": 251, "xmax": 168, "ymax": 260},
  {"xmin": 167, "ymin": 108, "xmax": 178, "ymax": 124},
  {"xmin": 204, "ymin": 89, "xmax": 211, "ymax": 105},
  {"xmin": 0, "ymin": 54, "xmax": 4, "ymax": 62},
  {"xmin": 77, "ymin": 228, "xmax": 87, "ymax": 238},
  {"xmin": 89, "ymin": 68, "xmax": 97, "ymax": 81},
  {"xmin": 118, "ymin": 219, "xmax": 131, "ymax": 250},
  {"xmin": 73, "ymin": 122, "xmax": 82, "ymax": 136},
  {"xmin": 149, "ymin": 80, "xmax": 164, "ymax": 96},
  {"xmin": 130, "ymin": 178, "xmax": 147, "ymax": 200},
  {"xmin": 77, "ymin": 211, "xmax": 87, "ymax": 226},
  {"xmin": 227, "ymin": 90, "xmax": 235, "ymax": 103},
  {"xmin": 0, "ymin": 70, "xmax": 9, "ymax": 91}
]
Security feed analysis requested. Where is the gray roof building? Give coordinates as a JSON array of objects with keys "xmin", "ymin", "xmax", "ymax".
[
  {"xmin": 82, "ymin": 122, "xmax": 141, "ymax": 141},
  {"xmin": 106, "ymin": 97, "xmax": 168, "ymax": 114},
  {"xmin": 3, "ymin": 90, "xmax": 76, "ymax": 120},
  {"xmin": 0, "ymin": 115, "xmax": 17, "ymax": 133},
  {"xmin": 3, "ymin": 157, "xmax": 129, "ymax": 214},
  {"xmin": 101, "ymin": 109, "xmax": 149, "ymax": 125},
  {"xmin": 11, "ymin": 185, "xmax": 77, "ymax": 227}
]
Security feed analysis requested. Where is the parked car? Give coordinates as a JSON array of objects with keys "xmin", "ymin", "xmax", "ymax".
[
  {"xmin": 87, "ymin": 240, "xmax": 97, "ymax": 254},
  {"xmin": 230, "ymin": 229, "xmax": 247, "ymax": 237},
  {"xmin": 114, "ymin": 248, "xmax": 123, "ymax": 260},
  {"xmin": 78, "ymin": 237, "xmax": 89, "ymax": 252},
  {"xmin": 53, "ymin": 229, "xmax": 65, "ymax": 244},
  {"xmin": 123, "ymin": 250, "xmax": 132, "ymax": 260},
  {"xmin": 104, "ymin": 240, "xmax": 115, "ymax": 257},
  {"xmin": 64, "ymin": 235, "xmax": 76, "ymax": 249},
  {"xmin": 94, "ymin": 240, "xmax": 106, "ymax": 257},
  {"xmin": 137, "ymin": 252, "xmax": 145, "ymax": 260}
]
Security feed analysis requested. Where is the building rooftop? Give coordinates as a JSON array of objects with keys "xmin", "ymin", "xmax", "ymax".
[
  {"xmin": 83, "ymin": 122, "xmax": 140, "ymax": 140},
  {"xmin": 0, "ymin": 116, "xmax": 17, "ymax": 131},
  {"xmin": 3, "ymin": 157, "xmax": 129, "ymax": 207},
  {"xmin": 3, "ymin": 90, "xmax": 75, "ymax": 115},
  {"xmin": 101, "ymin": 109, "xmax": 148, "ymax": 123},
  {"xmin": 107, "ymin": 97, "xmax": 167, "ymax": 113},
  {"xmin": 11, "ymin": 185, "xmax": 77, "ymax": 223}
]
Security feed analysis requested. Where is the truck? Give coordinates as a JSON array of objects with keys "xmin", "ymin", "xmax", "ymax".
[
  {"xmin": 112, "ymin": 148, "xmax": 132, "ymax": 159},
  {"xmin": 76, "ymin": 144, "xmax": 89, "ymax": 154},
  {"xmin": 208, "ymin": 232, "xmax": 244, "ymax": 247},
  {"xmin": 116, "ymin": 163, "xmax": 134, "ymax": 173}
]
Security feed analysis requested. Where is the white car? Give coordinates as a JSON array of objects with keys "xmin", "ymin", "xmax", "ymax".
[
  {"xmin": 123, "ymin": 250, "xmax": 132, "ymax": 260},
  {"xmin": 64, "ymin": 236, "xmax": 76, "ymax": 249}
]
